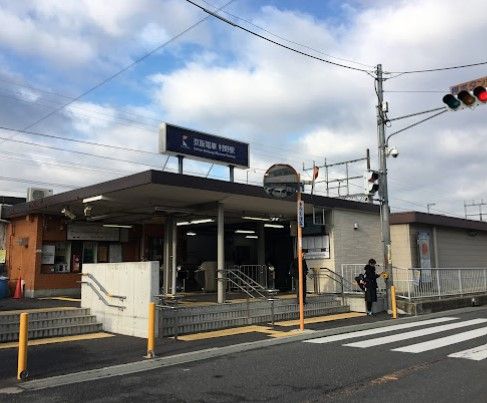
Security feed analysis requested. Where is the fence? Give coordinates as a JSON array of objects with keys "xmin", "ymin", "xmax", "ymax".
[
  {"xmin": 340, "ymin": 264, "xmax": 386, "ymax": 294},
  {"xmin": 393, "ymin": 267, "xmax": 487, "ymax": 300}
]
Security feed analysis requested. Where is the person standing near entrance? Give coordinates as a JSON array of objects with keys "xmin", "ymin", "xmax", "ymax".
[
  {"xmin": 362, "ymin": 258, "xmax": 381, "ymax": 315},
  {"xmin": 290, "ymin": 255, "xmax": 308, "ymax": 304}
]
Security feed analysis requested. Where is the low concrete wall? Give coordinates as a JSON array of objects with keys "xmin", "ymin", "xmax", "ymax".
[
  {"xmin": 81, "ymin": 261, "xmax": 158, "ymax": 338},
  {"xmin": 397, "ymin": 293, "xmax": 487, "ymax": 315},
  {"xmin": 345, "ymin": 294, "xmax": 387, "ymax": 313}
]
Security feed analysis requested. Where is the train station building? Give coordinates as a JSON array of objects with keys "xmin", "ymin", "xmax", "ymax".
[{"xmin": 1, "ymin": 169, "xmax": 382, "ymax": 299}]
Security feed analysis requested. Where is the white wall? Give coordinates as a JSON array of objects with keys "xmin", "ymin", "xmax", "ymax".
[{"xmin": 81, "ymin": 261, "xmax": 159, "ymax": 338}]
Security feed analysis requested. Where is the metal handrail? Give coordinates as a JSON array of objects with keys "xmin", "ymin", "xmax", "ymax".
[
  {"xmin": 78, "ymin": 281, "xmax": 125, "ymax": 310},
  {"xmin": 227, "ymin": 267, "xmax": 267, "ymax": 291},
  {"xmin": 316, "ymin": 268, "xmax": 345, "ymax": 304},
  {"xmin": 80, "ymin": 273, "xmax": 126, "ymax": 301},
  {"xmin": 223, "ymin": 269, "xmax": 268, "ymax": 299}
]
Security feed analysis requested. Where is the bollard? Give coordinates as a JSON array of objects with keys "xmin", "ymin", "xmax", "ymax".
[
  {"xmin": 17, "ymin": 312, "xmax": 29, "ymax": 381},
  {"xmin": 391, "ymin": 285, "xmax": 397, "ymax": 319},
  {"xmin": 146, "ymin": 302, "xmax": 156, "ymax": 358}
]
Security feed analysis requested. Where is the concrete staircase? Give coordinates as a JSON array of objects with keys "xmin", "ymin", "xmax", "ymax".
[
  {"xmin": 160, "ymin": 295, "xmax": 349, "ymax": 336},
  {"xmin": 0, "ymin": 307, "xmax": 103, "ymax": 342}
]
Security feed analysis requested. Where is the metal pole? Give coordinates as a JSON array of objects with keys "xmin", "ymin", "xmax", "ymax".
[
  {"xmin": 171, "ymin": 218, "xmax": 177, "ymax": 295},
  {"xmin": 217, "ymin": 202, "xmax": 225, "ymax": 303},
  {"xmin": 146, "ymin": 302, "xmax": 156, "ymax": 358},
  {"xmin": 17, "ymin": 312, "xmax": 28, "ymax": 380},
  {"xmin": 177, "ymin": 155, "xmax": 184, "ymax": 174},
  {"xmin": 297, "ymin": 176, "xmax": 305, "ymax": 331},
  {"xmin": 376, "ymin": 64, "xmax": 393, "ymax": 310},
  {"xmin": 163, "ymin": 218, "xmax": 171, "ymax": 295}
]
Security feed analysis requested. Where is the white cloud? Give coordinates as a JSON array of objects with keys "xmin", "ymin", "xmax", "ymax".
[{"xmin": 0, "ymin": 0, "xmax": 486, "ymax": 219}]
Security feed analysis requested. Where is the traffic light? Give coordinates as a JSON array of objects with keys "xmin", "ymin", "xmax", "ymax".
[
  {"xmin": 364, "ymin": 170, "xmax": 379, "ymax": 196},
  {"xmin": 443, "ymin": 86, "xmax": 487, "ymax": 111}
]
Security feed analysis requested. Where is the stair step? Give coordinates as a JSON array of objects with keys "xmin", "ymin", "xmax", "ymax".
[
  {"xmin": 0, "ymin": 308, "xmax": 91, "ymax": 324},
  {"xmin": 160, "ymin": 305, "xmax": 350, "ymax": 336},
  {"xmin": 0, "ymin": 315, "xmax": 98, "ymax": 333},
  {"xmin": 0, "ymin": 307, "xmax": 103, "ymax": 342},
  {"xmin": 0, "ymin": 323, "xmax": 103, "ymax": 342}
]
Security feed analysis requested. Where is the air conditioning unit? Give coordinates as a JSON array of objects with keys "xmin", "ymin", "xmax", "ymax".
[{"xmin": 27, "ymin": 187, "xmax": 53, "ymax": 202}]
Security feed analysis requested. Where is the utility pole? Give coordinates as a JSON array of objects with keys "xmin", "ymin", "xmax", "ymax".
[
  {"xmin": 464, "ymin": 200, "xmax": 487, "ymax": 221},
  {"xmin": 427, "ymin": 203, "xmax": 436, "ymax": 213},
  {"xmin": 376, "ymin": 64, "xmax": 393, "ymax": 310}
]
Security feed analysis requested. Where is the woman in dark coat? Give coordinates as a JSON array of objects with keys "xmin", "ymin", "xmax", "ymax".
[{"xmin": 363, "ymin": 258, "xmax": 381, "ymax": 315}]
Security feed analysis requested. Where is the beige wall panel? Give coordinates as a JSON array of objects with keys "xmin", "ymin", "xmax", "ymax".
[
  {"xmin": 391, "ymin": 224, "xmax": 413, "ymax": 269},
  {"xmin": 332, "ymin": 209, "xmax": 381, "ymax": 274},
  {"xmin": 436, "ymin": 227, "xmax": 487, "ymax": 267}
]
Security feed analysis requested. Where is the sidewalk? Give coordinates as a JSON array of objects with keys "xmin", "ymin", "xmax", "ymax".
[{"xmin": 0, "ymin": 311, "xmax": 389, "ymax": 389}]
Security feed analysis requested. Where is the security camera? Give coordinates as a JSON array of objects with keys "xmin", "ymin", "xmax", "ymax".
[
  {"xmin": 388, "ymin": 147, "xmax": 399, "ymax": 158},
  {"xmin": 61, "ymin": 207, "xmax": 76, "ymax": 220}
]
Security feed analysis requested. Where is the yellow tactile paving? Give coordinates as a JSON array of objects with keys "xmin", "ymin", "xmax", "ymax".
[
  {"xmin": 0, "ymin": 332, "xmax": 113, "ymax": 349},
  {"xmin": 38, "ymin": 297, "xmax": 81, "ymax": 302},
  {"xmin": 275, "ymin": 311, "xmax": 365, "ymax": 327},
  {"xmin": 177, "ymin": 325, "xmax": 271, "ymax": 341}
]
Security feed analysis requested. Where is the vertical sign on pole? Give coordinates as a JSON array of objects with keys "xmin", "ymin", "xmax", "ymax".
[
  {"xmin": 263, "ymin": 164, "xmax": 304, "ymax": 331},
  {"xmin": 297, "ymin": 178, "xmax": 305, "ymax": 331}
]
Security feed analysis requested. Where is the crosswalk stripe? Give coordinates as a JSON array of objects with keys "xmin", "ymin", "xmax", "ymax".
[
  {"xmin": 392, "ymin": 326, "xmax": 487, "ymax": 353},
  {"xmin": 344, "ymin": 318, "xmax": 487, "ymax": 348},
  {"xmin": 304, "ymin": 317, "xmax": 457, "ymax": 344},
  {"xmin": 448, "ymin": 343, "xmax": 487, "ymax": 361}
]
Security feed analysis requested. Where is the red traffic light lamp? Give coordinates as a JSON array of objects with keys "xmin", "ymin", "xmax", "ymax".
[
  {"xmin": 443, "ymin": 86, "xmax": 487, "ymax": 110},
  {"xmin": 473, "ymin": 86, "xmax": 487, "ymax": 103}
]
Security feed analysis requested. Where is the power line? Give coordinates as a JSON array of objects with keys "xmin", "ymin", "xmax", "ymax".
[
  {"xmin": 0, "ymin": 0, "xmax": 236, "ymax": 145},
  {"xmin": 198, "ymin": 0, "xmax": 375, "ymax": 69},
  {"xmin": 183, "ymin": 0, "xmax": 372, "ymax": 73},
  {"xmin": 385, "ymin": 60, "xmax": 487, "ymax": 75},
  {"xmin": 0, "ymin": 125, "xmax": 159, "ymax": 156},
  {"xmin": 385, "ymin": 90, "xmax": 447, "ymax": 93}
]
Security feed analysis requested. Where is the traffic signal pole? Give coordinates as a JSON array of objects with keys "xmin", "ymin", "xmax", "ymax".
[{"xmin": 375, "ymin": 64, "xmax": 393, "ymax": 311}]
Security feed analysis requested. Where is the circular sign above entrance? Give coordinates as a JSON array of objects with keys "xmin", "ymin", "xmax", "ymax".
[{"xmin": 263, "ymin": 164, "xmax": 300, "ymax": 199}]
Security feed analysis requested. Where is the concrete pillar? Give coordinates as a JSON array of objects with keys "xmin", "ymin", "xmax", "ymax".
[
  {"xmin": 217, "ymin": 203, "xmax": 225, "ymax": 303},
  {"xmin": 171, "ymin": 218, "xmax": 177, "ymax": 295},
  {"xmin": 163, "ymin": 217, "xmax": 171, "ymax": 295}
]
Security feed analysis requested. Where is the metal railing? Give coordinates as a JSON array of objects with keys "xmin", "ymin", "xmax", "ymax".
[
  {"xmin": 309, "ymin": 268, "xmax": 347, "ymax": 305},
  {"xmin": 224, "ymin": 267, "xmax": 269, "ymax": 299},
  {"xmin": 340, "ymin": 264, "xmax": 386, "ymax": 294},
  {"xmin": 226, "ymin": 265, "xmax": 269, "ymax": 293},
  {"xmin": 77, "ymin": 273, "xmax": 126, "ymax": 310},
  {"xmin": 393, "ymin": 267, "xmax": 487, "ymax": 300}
]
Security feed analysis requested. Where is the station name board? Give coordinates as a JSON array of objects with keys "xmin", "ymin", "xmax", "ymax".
[{"xmin": 159, "ymin": 123, "xmax": 249, "ymax": 168}]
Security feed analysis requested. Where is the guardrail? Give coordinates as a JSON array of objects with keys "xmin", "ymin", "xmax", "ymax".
[{"xmin": 393, "ymin": 267, "xmax": 487, "ymax": 300}]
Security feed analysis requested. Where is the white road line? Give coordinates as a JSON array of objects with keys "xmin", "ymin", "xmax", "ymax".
[
  {"xmin": 448, "ymin": 343, "xmax": 487, "ymax": 361},
  {"xmin": 344, "ymin": 319, "xmax": 487, "ymax": 348},
  {"xmin": 392, "ymin": 326, "xmax": 487, "ymax": 353},
  {"xmin": 304, "ymin": 317, "xmax": 457, "ymax": 344}
]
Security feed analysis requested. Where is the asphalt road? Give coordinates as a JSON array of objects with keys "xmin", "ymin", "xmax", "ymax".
[{"xmin": 5, "ymin": 307, "xmax": 487, "ymax": 402}]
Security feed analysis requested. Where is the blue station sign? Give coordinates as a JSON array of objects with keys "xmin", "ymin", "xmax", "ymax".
[{"xmin": 159, "ymin": 123, "xmax": 249, "ymax": 168}]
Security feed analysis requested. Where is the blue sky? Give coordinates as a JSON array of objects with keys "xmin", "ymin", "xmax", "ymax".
[{"xmin": 0, "ymin": 0, "xmax": 486, "ymax": 218}]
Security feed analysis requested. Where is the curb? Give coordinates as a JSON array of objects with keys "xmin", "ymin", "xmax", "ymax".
[{"xmin": 3, "ymin": 305, "xmax": 486, "ymax": 394}]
